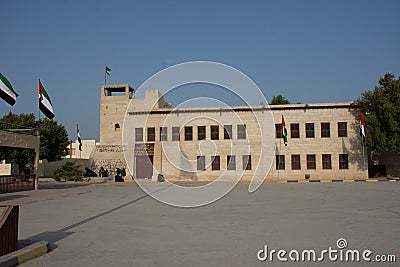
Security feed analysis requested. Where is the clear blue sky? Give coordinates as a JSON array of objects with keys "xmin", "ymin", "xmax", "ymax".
[{"xmin": 1, "ymin": 0, "xmax": 399, "ymax": 141}]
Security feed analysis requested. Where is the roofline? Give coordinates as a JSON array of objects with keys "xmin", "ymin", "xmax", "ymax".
[
  {"xmin": 101, "ymin": 84, "xmax": 134, "ymax": 90},
  {"xmin": 268, "ymin": 101, "xmax": 356, "ymax": 110},
  {"xmin": 127, "ymin": 101, "xmax": 358, "ymax": 115}
]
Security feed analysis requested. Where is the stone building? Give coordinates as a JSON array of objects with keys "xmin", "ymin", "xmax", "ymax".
[{"xmin": 93, "ymin": 84, "xmax": 367, "ymax": 181}]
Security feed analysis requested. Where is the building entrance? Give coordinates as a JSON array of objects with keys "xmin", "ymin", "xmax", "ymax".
[{"xmin": 135, "ymin": 155, "xmax": 153, "ymax": 179}]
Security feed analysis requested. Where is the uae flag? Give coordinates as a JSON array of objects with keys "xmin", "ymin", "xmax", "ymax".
[
  {"xmin": 0, "ymin": 72, "xmax": 19, "ymax": 106},
  {"xmin": 105, "ymin": 66, "xmax": 112, "ymax": 75},
  {"xmin": 38, "ymin": 80, "xmax": 55, "ymax": 119},
  {"xmin": 360, "ymin": 111, "xmax": 366, "ymax": 142},
  {"xmin": 76, "ymin": 124, "xmax": 82, "ymax": 151},
  {"xmin": 281, "ymin": 115, "xmax": 288, "ymax": 146}
]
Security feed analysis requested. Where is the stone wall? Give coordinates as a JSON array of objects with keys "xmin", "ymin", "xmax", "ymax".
[
  {"xmin": 99, "ymin": 85, "xmax": 133, "ymax": 145},
  {"xmin": 92, "ymin": 145, "xmax": 127, "ymax": 176},
  {"xmin": 120, "ymin": 103, "xmax": 366, "ymax": 181},
  {"xmin": 39, "ymin": 158, "xmax": 90, "ymax": 177},
  {"xmin": 97, "ymin": 85, "xmax": 367, "ymax": 182}
]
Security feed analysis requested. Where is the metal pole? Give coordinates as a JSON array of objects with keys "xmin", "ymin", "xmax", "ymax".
[
  {"xmin": 362, "ymin": 141, "xmax": 367, "ymax": 179},
  {"xmin": 35, "ymin": 90, "xmax": 41, "ymax": 190},
  {"xmin": 34, "ymin": 126, "xmax": 40, "ymax": 190},
  {"xmin": 277, "ymin": 139, "xmax": 282, "ymax": 180}
]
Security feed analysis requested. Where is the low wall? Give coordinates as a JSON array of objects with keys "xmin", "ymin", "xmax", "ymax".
[
  {"xmin": 379, "ymin": 151, "xmax": 400, "ymax": 177},
  {"xmin": 39, "ymin": 158, "xmax": 91, "ymax": 178},
  {"xmin": 92, "ymin": 145, "xmax": 127, "ymax": 176}
]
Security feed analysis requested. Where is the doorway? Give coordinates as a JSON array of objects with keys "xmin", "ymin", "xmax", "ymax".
[{"xmin": 136, "ymin": 155, "xmax": 153, "ymax": 179}]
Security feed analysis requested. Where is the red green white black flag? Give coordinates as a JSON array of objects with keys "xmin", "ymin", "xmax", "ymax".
[
  {"xmin": 0, "ymin": 72, "xmax": 19, "ymax": 106},
  {"xmin": 360, "ymin": 111, "xmax": 366, "ymax": 142},
  {"xmin": 105, "ymin": 66, "xmax": 112, "ymax": 75},
  {"xmin": 76, "ymin": 123, "xmax": 82, "ymax": 151},
  {"xmin": 281, "ymin": 115, "xmax": 288, "ymax": 146},
  {"xmin": 38, "ymin": 80, "xmax": 55, "ymax": 119}
]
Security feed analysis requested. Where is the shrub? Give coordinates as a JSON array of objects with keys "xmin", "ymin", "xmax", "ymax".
[{"xmin": 52, "ymin": 161, "xmax": 83, "ymax": 182}]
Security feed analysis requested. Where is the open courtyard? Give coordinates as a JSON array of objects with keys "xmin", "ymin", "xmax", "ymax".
[{"xmin": 1, "ymin": 181, "xmax": 399, "ymax": 266}]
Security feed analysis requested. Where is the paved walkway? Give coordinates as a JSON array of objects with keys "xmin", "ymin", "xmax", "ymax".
[{"xmin": 1, "ymin": 181, "xmax": 399, "ymax": 266}]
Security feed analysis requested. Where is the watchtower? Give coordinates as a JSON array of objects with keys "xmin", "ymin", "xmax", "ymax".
[{"xmin": 99, "ymin": 84, "xmax": 134, "ymax": 145}]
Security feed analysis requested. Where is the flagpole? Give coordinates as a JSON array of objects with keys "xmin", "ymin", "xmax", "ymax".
[
  {"xmin": 36, "ymin": 80, "xmax": 41, "ymax": 190},
  {"xmin": 362, "ymin": 140, "xmax": 366, "ymax": 179},
  {"xmin": 278, "ymin": 138, "xmax": 282, "ymax": 181},
  {"xmin": 360, "ymin": 111, "xmax": 367, "ymax": 179},
  {"xmin": 35, "ymin": 118, "xmax": 40, "ymax": 190},
  {"xmin": 38, "ymin": 79, "xmax": 41, "ymax": 123}
]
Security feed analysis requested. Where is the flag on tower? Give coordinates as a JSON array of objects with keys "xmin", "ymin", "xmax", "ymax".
[
  {"xmin": 0, "ymin": 72, "xmax": 19, "ymax": 106},
  {"xmin": 360, "ymin": 111, "xmax": 366, "ymax": 142},
  {"xmin": 105, "ymin": 66, "xmax": 112, "ymax": 75},
  {"xmin": 38, "ymin": 80, "xmax": 55, "ymax": 119},
  {"xmin": 281, "ymin": 115, "xmax": 288, "ymax": 146},
  {"xmin": 77, "ymin": 124, "xmax": 82, "ymax": 151}
]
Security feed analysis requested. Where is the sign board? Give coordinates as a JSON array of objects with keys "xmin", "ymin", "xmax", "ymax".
[{"xmin": 134, "ymin": 143, "xmax": 154, "ymax": 156}]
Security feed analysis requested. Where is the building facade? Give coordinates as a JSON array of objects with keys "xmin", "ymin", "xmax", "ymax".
[
  {"xmin": 94, "ymin": 84, "xmax": 367, "ymax": 181},
  {"xmin": 67, "ymin": 140, "xmax": 97, "ymax": 159}
]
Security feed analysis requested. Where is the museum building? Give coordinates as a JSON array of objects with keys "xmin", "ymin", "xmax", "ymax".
[{"xmin": 93, "ymin": 84, "xmax": 367, "ymax": 181}]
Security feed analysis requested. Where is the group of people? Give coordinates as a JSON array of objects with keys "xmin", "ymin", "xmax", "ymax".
[
  {"xmin": 84, "ymin": 166, "xmax": 127, "ymax": 182},
  {"xmin": 98, "ymin": 167, "xmax": 109, "ymax": 177},
  {"xmin": 114, "ymin": 168, "xmax": 126, "ymax": 182}
]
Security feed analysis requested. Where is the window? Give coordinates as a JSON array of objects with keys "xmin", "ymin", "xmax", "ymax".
[
  {"xmin": 339, "ymin": 154, "xmax": 349, "ymax": 169},
  {"xmin": 198, "ymin": 126, "xmax": 206, "ymax": 140},
  {"xmin": 321, "ymin": 123, "xmax": 330, "ymax": 138},
  {"xmin": 306, "ymin": 123, "xmax": 315, "ymax": 138},
  {"xmin": 227, "ymin": 155, "xmax": 236, "ymax": 170},
  {"xmin": 172, "ymin": 127, "xmax": 180, "ymax": 141},
  {"xmin": 224, "ymin": 125, "xmax": 232, "ymax": 139},
  {"xmin": 197, "ymin": 156, "xmax": 205, "ymax": 171},
  {"xmin": 211, "ymin": 125, "xmax": 219, "ymax": 140},
  {"xmin": 211, "ymin": 156, "xmax": 220, "ymax": 170},
  {"xmin": 147, "ymin": 127, "xmax": 155, "ymax": 142},
  {"xmin": 338, "ymin": 122, "xmax": 347, "ymax": 137},
  {"xmin": 291, "ymin": 154, "xmax": 301, "ymax": 170},
  {"xmin": 275, "ymin": 124, "xmax": 283, "ymax": 138},
  {"xmin": 242, "ymin": 155, "xmax": 252, "ymax": 170},
  {"xmin": 160, "ymin": 127, "xmax": 167, "ymax": 141},
  {"xmin": 115, "ymin": 123, "xmax": 120, "ymax": 131},
  {"xmin": 238, "ymin": 124, "xmax": 247, "ymax": 139},
  {"xmin": 307, "ymin": 154, "xmax": 316, "ymax": 169},
  {"xmin": 290, "ymin": 123, "xmax": 300, "ymax": 138},
  {"xmin": 322, "ymin": 154, "xmax": 332, "ymax": 169},
  {"xmin": 135, "ymin": 128, "xmax": 143, "ymax": 142},
  {"xmin": 185, "ymin": 126, "xmax": 193, "ymax": 141},
  {"xmin": 276, "ymin": 155, "xmax": 285, "ymax": 170}
]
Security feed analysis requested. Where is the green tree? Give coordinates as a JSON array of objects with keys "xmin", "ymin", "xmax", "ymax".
[
  {"xmin": 356, "ymin": 73, "xmax": 400, "ymax": 155},
  {"xmin": 39, "ymin": 118, "xmax": 69, "ymax": 162},
  {"xmin": 52, "ymin": 161, "xmax": 82, "ymax": 181},
  {"xmin": 0, "ymin": 112, "xmax": 69, "ymax": 174},
  {"xmin": 270, "ymin": 95, "xmax": 290, "ymax": 105}
]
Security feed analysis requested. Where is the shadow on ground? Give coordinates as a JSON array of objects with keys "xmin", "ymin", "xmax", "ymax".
[
  {"xmin": 38, "ymin": 182, "xmax": 98, "ymax": 190},
  {"xmin": 24, "ymin": 184, "xmax": 170, "ymax": 250},
  {"xmin": 0, "ymin": 194, "xmax": 28, "ymax": 202}
]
